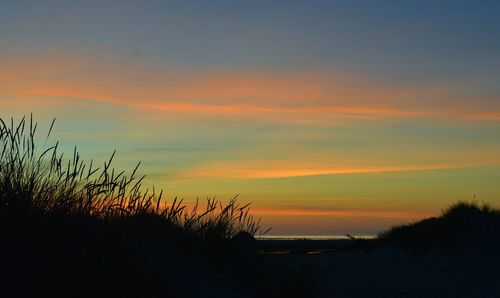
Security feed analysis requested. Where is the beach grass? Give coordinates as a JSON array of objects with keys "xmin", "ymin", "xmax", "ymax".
[
  {"xmin": 0, "ymin": 115, "xmax": 318, "ymax": 298},
  {"xmin": 0, "ymin": 115, "xmax": 266, "ymax": 239},
  {"xmin": 375, "ymin": 200, "xmax": 500, "ymax": 254}
]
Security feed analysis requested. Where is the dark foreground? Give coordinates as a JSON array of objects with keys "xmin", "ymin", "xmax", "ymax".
[
  {"xmin": 0, "ymin": 200, "xmax": 500, "ymax": 298},
  {"xmin": 258, "ymin": 239, "xmax": 500, "ymax": 298},
  {"xmin": 3, "ymin": 201, "xmax": 500, "ymax": 297},
  {"xmin": 258, "ymin": 201, "xmax": 500, "ymax": 297},
  {"xmin": 3, "ymin": 227, "xmax": 500, "ymax": 298},
  {"xmin": 0, "ymin": 214, "xmax": 319, "ymax": 298},
  {"xmin": 3, "ymin": 228, "xmax": 498, "ymax": 298}
]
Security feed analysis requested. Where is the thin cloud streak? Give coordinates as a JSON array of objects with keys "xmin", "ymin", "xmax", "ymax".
[
  {"xmin": 173, "ymin": 162, "xmax": 499, "ymax": 180},
  {"xmin": 17, "ymin": 88, "xmax": 500, "ymax": 123},
  {"xmin": 251, "ymin": 206, "xmax": 434, "ymax": 219}
]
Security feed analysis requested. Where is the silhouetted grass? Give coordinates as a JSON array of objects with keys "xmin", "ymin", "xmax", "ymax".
[
  {"xmin": 374, "ymin": 200, "xmax": 500, "ymax": 254},
  {"xmin": 0, "ymin": 115, "xmax": 317, "ymax": 298},
  {"xmin": 0, "ymin": 115, "xmax": 265, "ymax": 238}
]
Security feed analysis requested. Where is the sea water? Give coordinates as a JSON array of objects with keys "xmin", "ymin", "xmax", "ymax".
[{"xmin": 257, "ymin": 235, "xmax": 376, "ymax": 240}]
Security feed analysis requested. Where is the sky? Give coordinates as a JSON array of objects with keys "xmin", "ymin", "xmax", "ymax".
[{"xmin": 1, "ymin": 0, "xmax": 500, "ymax": 235}]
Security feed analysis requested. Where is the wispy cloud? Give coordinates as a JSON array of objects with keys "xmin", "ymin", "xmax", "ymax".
[
  {"xmin": 4, "ymin": 53, "xmax": 500, "ymax": 123},
  {"xmin": 171, "ymin": 160, "xmax": 497, "ymax": 180},
  {"xmin": 251, "ymin": 206, "xmax": 434, "ymax": 219},
  {"xmin": 15, "ymin": 86, "xmax": 500, "ymax": 123}
]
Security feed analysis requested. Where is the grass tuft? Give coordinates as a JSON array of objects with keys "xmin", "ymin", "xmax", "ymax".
[{"xmin": 0, "ymin": 115, "xmax": 266, "ymax": 239}]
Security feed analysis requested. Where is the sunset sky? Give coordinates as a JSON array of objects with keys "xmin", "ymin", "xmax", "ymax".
[{"xmin": 2, "ymin": 0, "xmax": 500, "ymax": 235}]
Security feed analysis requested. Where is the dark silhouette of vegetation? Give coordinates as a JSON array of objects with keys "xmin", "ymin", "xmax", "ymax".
[
  {"xmin": 0, "ymin": 115, "xmax": 265, "ymax": 238},
  {"xmin": 0, "ymin": 115, "xmax": 316, "ymax": 298},
  {"xmin": 374, "ymin": 201, "xmax": 500, "ymax": 254}
]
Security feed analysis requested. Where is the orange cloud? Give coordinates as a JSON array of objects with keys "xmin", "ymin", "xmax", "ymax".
[
  {"xmin": 16, "ymin": 87, "xmax": 423, "ymax": 115},
  {"xmin": 172, "ymin": 160, "xmax": 496, "ymax": 180},
  {"xmin": 15, "ymin": 87, "xmax": 500, "ymax": 124},
  {"xmin": 250, "ymin": 206, "xmax": 434, "ymax": 219},
  {"xmin": 3, "ymin": 52, "xmax": 500, "ymax": 122}
]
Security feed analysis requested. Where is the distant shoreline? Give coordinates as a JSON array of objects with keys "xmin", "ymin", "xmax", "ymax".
[{"xmin": 257, "ymin": 235, "xmax": 376, "ymax": 240}]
